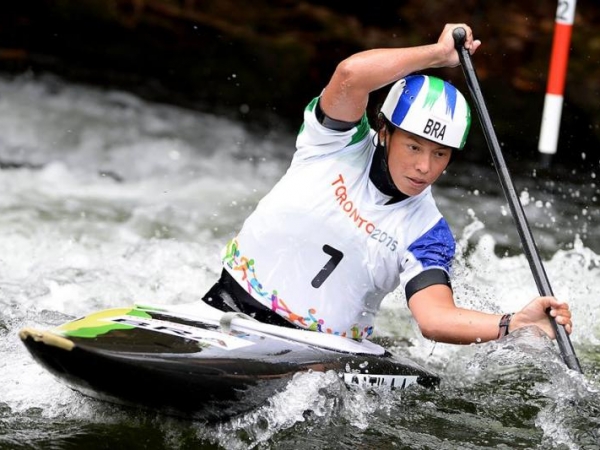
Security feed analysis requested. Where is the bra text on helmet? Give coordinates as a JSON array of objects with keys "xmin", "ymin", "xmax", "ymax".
[{"xmin": 423, "ymin": 119, "xmax": 446, "ymax": 141}]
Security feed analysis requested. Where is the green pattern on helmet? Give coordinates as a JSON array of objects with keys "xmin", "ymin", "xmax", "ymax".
[
  {"xmin": 460, "ymin": 107, "xmax": 472, "ymax": 149},
  {"xmin": 423, "ymin": 77, "xmax": 444, "ymax": 111}
]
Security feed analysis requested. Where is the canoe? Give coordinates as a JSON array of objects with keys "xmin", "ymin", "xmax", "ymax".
[{"xmin": 19, "ymin": 301, "xmax": 439, "ymax": 421}]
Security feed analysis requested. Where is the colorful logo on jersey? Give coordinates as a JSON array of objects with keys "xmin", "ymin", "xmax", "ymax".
[{"xmin": 222, "ymin": 239, "xmax": 373, "ymax": 340}]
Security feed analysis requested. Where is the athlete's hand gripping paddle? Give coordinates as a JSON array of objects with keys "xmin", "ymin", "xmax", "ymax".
[{"xmin": 452, "ymin": 27, "xmax": 582, "ymax": 373}]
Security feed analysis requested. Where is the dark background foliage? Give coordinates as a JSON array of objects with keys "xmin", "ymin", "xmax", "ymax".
[{"xmin": 2, "ymin": 0, "xmax": 599, "ymax": 172}]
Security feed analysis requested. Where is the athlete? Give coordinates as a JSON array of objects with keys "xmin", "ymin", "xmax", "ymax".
[{"xmin": 203, "ymin": 23, "xmax": 573, "ymax": 345}]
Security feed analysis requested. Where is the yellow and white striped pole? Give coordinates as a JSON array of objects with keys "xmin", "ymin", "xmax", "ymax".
[{"xmin": 538, "ymin": 0, "xmax": 577, "ymax": 166}]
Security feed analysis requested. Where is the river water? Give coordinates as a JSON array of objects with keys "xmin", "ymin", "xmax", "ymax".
[{"xmin": 0, "ymin": 74, "xmax": 599, "ymax": 450}]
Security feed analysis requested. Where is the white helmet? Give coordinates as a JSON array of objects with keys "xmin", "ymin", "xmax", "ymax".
[{"xmin": 380, "ymin": 75, "xmax": 471, "ymax": 149}]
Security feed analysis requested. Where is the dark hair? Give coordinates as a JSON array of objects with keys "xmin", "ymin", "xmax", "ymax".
[{"xmin": 375, "ymin": 112, "xmax": 395, "ymax": 136}]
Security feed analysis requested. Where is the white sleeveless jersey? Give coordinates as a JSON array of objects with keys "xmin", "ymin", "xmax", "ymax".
[{"xmin": 222, "ymin": 97, "xmax": 455, "ymax": 339}]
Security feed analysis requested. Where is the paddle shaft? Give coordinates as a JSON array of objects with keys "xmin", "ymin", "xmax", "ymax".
[{"xmin": 452, "ymin": 27, "xmax": 582, "ymax": 373}]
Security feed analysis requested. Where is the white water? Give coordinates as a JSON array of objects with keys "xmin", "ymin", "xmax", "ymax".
[{"xmin": 0, "ymin": 74, "xmax": 599, "ymax": 448}]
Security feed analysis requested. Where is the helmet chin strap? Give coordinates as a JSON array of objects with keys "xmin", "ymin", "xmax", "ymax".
[{"xmin": 369, "ymin": 130, "xmax": 408, "ymax": 203}]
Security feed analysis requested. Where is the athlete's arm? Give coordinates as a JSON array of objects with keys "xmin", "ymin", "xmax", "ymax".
[
  {"xmin": 319, "ymin": 23, "xmax": 481, "ymax": 124},
  {"xmin": 408, "ymin": 284, "xmax": 573, "ymax": 344},
  {"xmin": 408, "ymin": 284, "xmax": 500, "ymax": 344}
]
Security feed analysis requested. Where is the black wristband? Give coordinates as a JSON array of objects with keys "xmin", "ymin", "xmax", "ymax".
[{"xmin": 497, "ymin": 313, "xmax": 514, "ymax": 339}]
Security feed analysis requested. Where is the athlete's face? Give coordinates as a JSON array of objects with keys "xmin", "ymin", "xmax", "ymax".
[{"xmin": 384, "ymin": 128, "xmax": 452, "ymax": 197}]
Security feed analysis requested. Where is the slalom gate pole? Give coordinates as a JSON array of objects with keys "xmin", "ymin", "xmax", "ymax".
[{"xmin": 538, "ymin": 0, "xmax": 578, "ymax": 167}]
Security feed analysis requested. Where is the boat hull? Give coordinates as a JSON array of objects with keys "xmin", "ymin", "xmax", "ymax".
[{"xmin": 20, "ymin": 303, "xmax": 439, "ymax": 421}]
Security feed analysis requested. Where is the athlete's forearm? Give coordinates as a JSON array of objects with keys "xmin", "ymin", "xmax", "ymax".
[
  {"xmin": 334, "ymin": 44, "xmax": 447, "ymax": 95},
  {"xmin": 319, "ymin": 23, "xmax": 479, "ymax": 125},
  {"xmin": 416, "ymin": 306, "xmax": 504, "ymax": 345},
  {"xmin": 320, "ymin": 43, "xmax": 447, "ymax": 123}
]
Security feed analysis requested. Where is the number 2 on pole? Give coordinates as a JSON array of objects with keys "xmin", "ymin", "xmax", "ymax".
[{"xmin": 311, "ymin": 245, "xmax": 344, "ymax": 288}]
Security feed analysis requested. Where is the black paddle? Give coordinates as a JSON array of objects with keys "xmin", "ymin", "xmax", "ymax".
[{"xmin": 452, "ymin": 27, "xmax": 582, "ymax": 373}]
